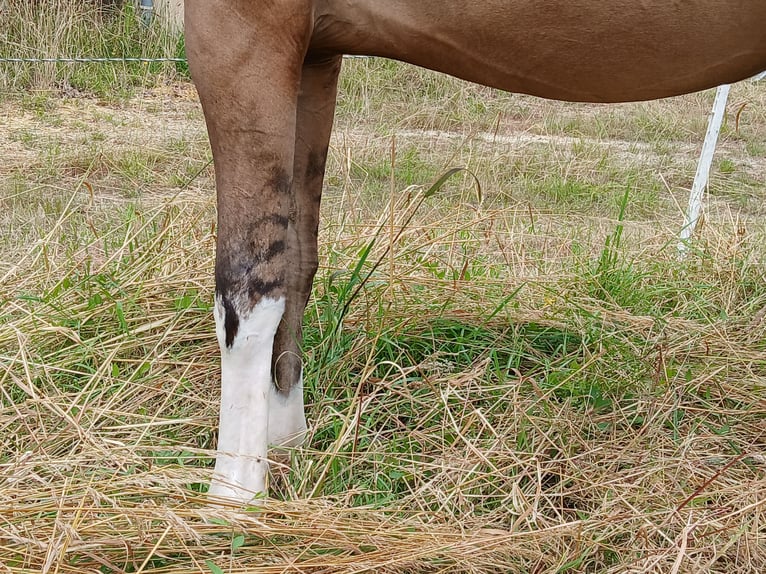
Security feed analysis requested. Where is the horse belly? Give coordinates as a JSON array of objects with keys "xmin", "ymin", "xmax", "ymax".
[{"xmin": 312, "ymin": 0, "xmax": 766, "ymax": 102}]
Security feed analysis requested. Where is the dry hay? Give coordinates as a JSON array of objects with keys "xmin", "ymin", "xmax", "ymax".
[{"xmin": 1, "ymin": 79, "xmax": 765, "ymax": 572}]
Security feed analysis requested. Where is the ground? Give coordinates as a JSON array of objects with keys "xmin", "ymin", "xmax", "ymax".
[{"xmin": 0, "ymin": 60, "xmax": 764, "ymax": 573}]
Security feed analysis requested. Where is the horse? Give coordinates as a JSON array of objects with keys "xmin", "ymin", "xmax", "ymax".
[{"xmin": 183, "ymin": 0, "xmax": 766, "ymax": 504}]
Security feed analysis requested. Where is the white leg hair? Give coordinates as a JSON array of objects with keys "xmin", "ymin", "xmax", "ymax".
[
  {"xmin": 208, "ymin": 295, "xmax": 285, "ymax": 504},
  {"xmin": 268, "ymin": 368, "xmax": 307, "ymax": 447}
]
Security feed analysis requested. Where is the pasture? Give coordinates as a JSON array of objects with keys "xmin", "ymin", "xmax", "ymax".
[{"xmin": 1, "ymin": 10, "xmax": 765, "ymax": 572}]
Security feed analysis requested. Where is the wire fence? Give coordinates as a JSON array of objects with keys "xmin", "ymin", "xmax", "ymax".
[
  {"xmin": 0, "ymin": 56, "xmax": 371, "ymax": 64},
  {"xmin": 0, "ymin": 57, "xmax": 186, "ymax": 63}
]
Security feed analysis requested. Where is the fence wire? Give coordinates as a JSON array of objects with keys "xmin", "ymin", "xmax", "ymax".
[
  {"xmin": 0, "ymin": 57, "xmax": 185, "ymax": 63},
  {"xmin": 0, "ymin": 56, "xmax": 371, "ymax": 64}
]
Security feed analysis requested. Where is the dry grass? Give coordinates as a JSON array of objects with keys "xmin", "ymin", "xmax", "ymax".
[
  {"xmin": 0, "ymin": 0, "xmax": 183, "ymax": 95},
  {"xmin": 1, "ymin": 58, "xmax": 765, "ymax": 573}
]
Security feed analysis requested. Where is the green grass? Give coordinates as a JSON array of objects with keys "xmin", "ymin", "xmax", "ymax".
[
  {"xmin": 0, "ymin": 0, "xmax": 184, "ymax": 97},
  {"xmin": 0, "ymin": 42, "xmax": 765, "ymax": 574}
]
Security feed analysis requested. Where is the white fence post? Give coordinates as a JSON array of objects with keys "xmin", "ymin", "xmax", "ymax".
[
  {"xmin": 678, "ymin": 83, "xmax": 731, "ymax": 252},
  {"xmin": 136, "ymin": 0, "xmax": 183, "ymax": 33}
]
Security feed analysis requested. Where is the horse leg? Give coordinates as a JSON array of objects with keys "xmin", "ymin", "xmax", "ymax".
[
  {"xmin": 269, "ymin": 56, "xmax": 343, "ymax": 448},
  {"xmin": 185, "ymin": 1, "xmax": 312, "ymax": 503}
]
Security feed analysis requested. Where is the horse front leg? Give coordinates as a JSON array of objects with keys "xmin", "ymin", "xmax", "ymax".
[
  {"xmin": 269, "ymin": 56, "xmax": 343, "ymax": 449},
  {"xmin": 185, "ymin": 1, "xmax": 312, "ymax": 504}
]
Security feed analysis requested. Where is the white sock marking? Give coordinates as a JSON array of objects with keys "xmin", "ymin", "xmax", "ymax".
[
  {"xmin": 268, "ymin": 370, "xmax": 307, "ymax": 447},
  {"xmin": 208, "ymin": 296, "xmax": 285, "ymax": 504}
]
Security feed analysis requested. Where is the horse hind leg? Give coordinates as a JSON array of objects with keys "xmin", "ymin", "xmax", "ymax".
[{"xmin": 270, "ymin": 55, "xmax": 343, "ymax": 449}]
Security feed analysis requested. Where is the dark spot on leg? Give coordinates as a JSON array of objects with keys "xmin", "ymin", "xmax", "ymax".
[
  {"xmin": 220, "ymin": 294, "xmax": 240, "ymax": 348},
  {"xmin": 248, "ymin": 238, "xmax": 286, "ymax": 264},
  {"xmin": 259, "ymin": 239, "xmax": 286, "ymax": 263},
  {"xmin": 305, "ymin": 150, "xmax": 328, "ymax": 181},
  {"xmin": 268, "ymin": 166, "xmax": 291, "ymax": 196},
  {"xmin": 247, "ymin": 276, "xmax": 285, "ymax": 300},
  {"xmin": 252, "ymin": 213, "xmax": 290, "ymax": 229}
]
